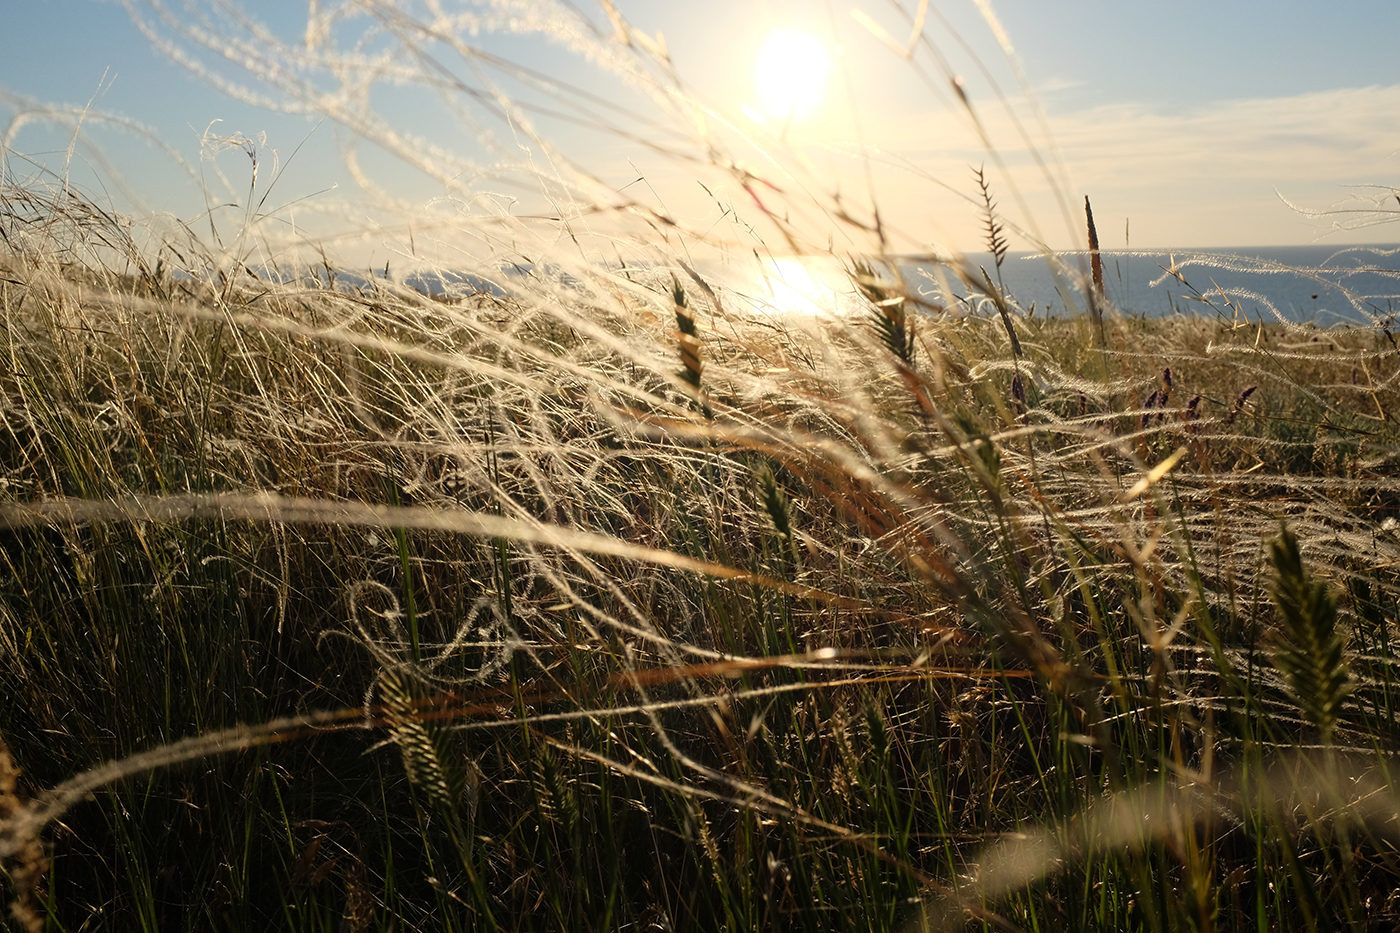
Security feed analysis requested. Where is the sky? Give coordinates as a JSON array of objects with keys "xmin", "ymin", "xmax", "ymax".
[{"xmin": 2, "ymin": 0, "xmax": 1399, "ymax": 264}]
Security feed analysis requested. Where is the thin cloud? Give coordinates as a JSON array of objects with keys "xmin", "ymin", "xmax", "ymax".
[{"xmin": 855, "ymin": 83, "xmax": 1400, "ymax": 247}]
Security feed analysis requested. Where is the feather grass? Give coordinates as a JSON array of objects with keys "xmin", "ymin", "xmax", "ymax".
[{"xmin": 1, "ymin": 4, "xmax": 1399, "ymax": 931}]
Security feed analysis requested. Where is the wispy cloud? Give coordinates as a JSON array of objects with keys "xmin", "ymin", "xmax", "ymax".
[
  {"xmin": 859, "ymin": 83, "xmax": 1400, "ymax": 248},
  {"xmin": 1044, "ymin": 84, "xmax": 1399, "ymax": 182}
]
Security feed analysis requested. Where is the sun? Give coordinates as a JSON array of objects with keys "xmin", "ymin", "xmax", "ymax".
[{"xmin": 754, "ymin": 29, "xmax": 833, "ymax": 124}]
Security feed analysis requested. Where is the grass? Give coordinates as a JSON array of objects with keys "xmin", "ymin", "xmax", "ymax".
[{"xmin": 3, "ymin": 4, "xmax": 1400, "ymax": 931}]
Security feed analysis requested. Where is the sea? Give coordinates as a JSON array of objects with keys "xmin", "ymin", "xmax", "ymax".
[
  {"xmin": 902, "ymin": 244, "xmax": 1400, "ymax": 326},
  {"xmin": 718, "ymin": 244, "xmax": 1400, "ymax": 327},
  {"xmin": 381, "ymin": 244, "xmax": 1400, "ymax": 328}
]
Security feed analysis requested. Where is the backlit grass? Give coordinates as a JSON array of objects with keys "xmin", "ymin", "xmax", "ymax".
[{"xmin": 3, "ymin": 4, "xmax": 1400, "ymax": 931}]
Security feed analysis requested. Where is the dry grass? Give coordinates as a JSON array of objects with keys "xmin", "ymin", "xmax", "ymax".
[{"xmin": 2, "ymin": 4, "xmax": 1400, "ymax": 930}]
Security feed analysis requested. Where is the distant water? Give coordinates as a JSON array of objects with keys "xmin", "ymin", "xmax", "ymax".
[
  {"xmin": 342, "ymin": 244, "xmax": 1400, "ymax": 328},
  {"xmin": 903, "ymin": 244, "xmax": 1400, "ymax": 326}
]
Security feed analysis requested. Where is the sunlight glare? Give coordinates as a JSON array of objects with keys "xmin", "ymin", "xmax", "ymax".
[
  {"xmin": 758, "ymin": 257, "xmax": 841, "ymax": 316},
  {"xmin": 754, "ymin": 29, "xmax": 833, "ymax": 124}
]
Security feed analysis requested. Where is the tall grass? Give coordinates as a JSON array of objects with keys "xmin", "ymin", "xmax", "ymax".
[{"xmin": 3, "ymin": 3, "xmax": 1400, "ymax": 931}]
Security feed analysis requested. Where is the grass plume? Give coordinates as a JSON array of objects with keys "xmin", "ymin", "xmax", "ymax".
[
  {"xmin": 1085, "ymin": 194, "xmax": 1107, "ymax": 349},
  {"xmin": 1268, "ymin": 525, "xmax": 1352, "ymax": 744},
  {"xmin": 975, "ymin": 164, "xmax": 1010, "ymax": 290}
]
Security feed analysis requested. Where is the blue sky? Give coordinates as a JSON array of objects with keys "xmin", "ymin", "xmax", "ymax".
[{"xmin": 3, "ymin": 1, "xmax": 1399, "ymax": 259}]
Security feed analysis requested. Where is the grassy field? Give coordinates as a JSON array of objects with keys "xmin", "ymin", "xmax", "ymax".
[
  {"xmin": 2, "ymin": 180, "xmax": 1399, "ymax": 931},
  {"xmin": 4, "ymin": 5, "xmax": 1400, "ymax": 930}
]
